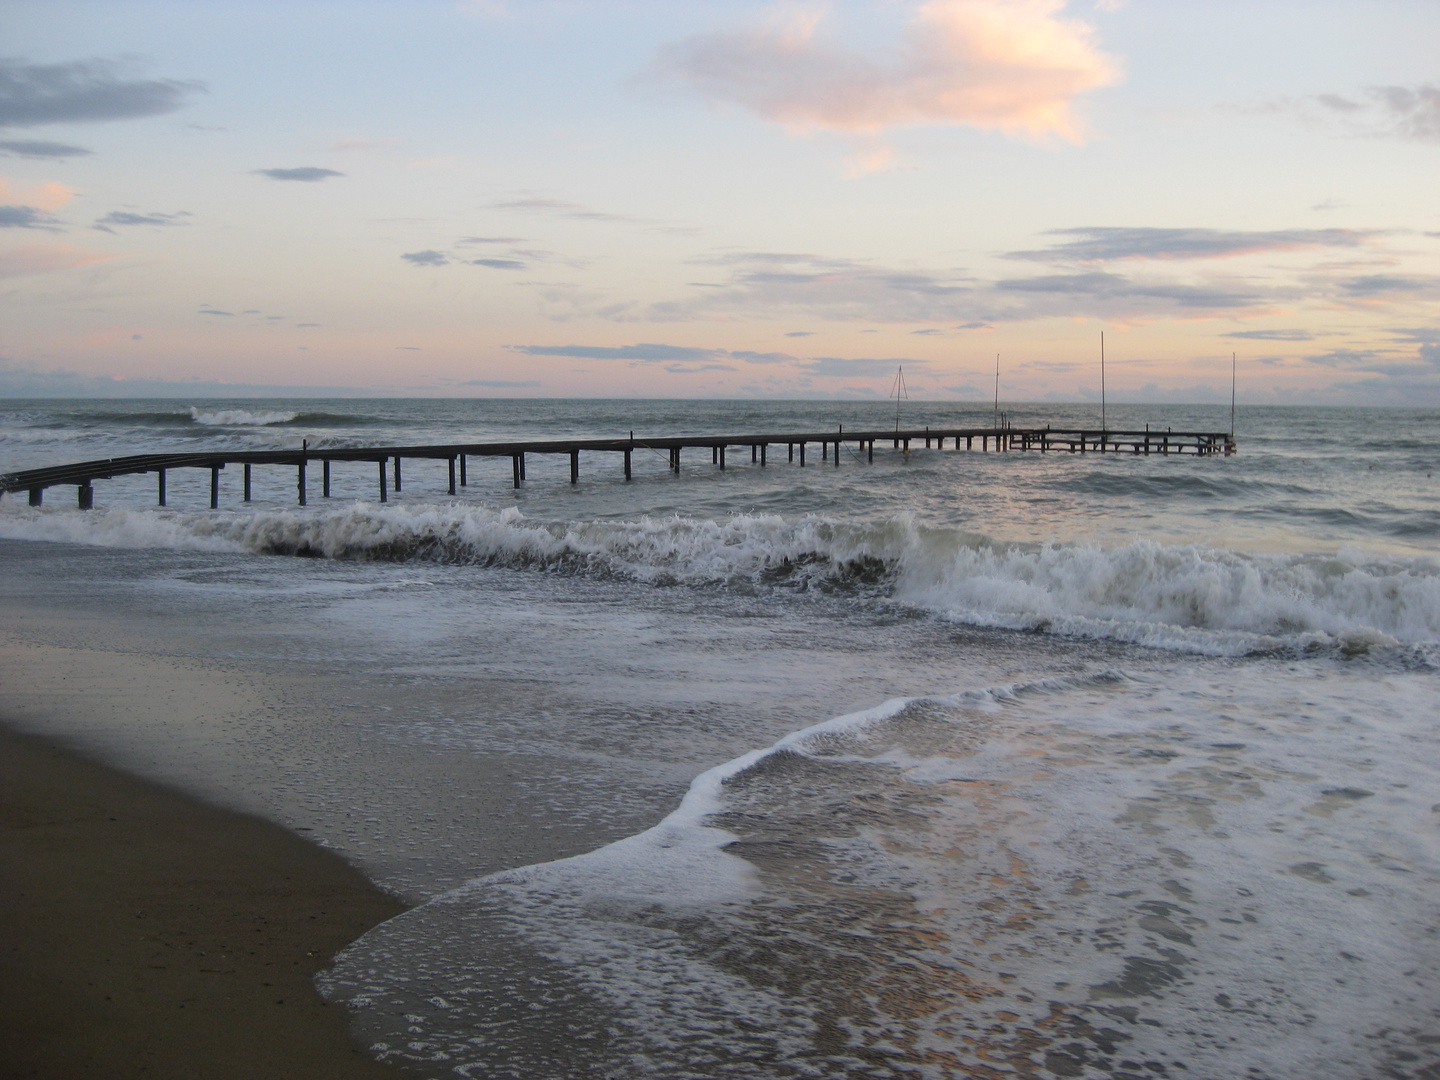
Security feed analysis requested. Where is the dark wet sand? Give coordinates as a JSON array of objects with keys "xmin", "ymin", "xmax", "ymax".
[{"xmin": 0, "ymin": 724, "xmax": 410, "ymax": 1080}]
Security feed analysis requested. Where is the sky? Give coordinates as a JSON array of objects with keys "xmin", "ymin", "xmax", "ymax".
[{"xmin": 1, "ymin": 0, "xmax": 1437, "ymax": 402}]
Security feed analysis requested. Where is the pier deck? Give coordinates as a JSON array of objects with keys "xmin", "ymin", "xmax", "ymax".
[{"xmin": 1, "ymin": 425, "xmax": 1233, "ymax": 509}]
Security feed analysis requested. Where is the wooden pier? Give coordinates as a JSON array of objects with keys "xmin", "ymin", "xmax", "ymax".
[{"xmin": 0, "ymin": 425, "xmax": 1233, "ymax": 509}]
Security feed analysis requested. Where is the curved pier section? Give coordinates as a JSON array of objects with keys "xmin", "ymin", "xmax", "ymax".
[{"xmin": 0, "ymin": 425, "xmax": 1234, "ymax": 508}]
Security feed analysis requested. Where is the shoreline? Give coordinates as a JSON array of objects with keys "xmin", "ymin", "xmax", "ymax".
[{"xmin": 0, "ymin": 723, "xmax": 411, "ymax": 1080}]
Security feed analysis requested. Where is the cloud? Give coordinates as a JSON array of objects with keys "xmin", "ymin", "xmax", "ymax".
[
  {"xmin": 0, "ymin": 205, "xmax": 57, "ymax": 230},
  {"xmin": 1008, "ymin": 226, "xmax": 1374, "ymax": 262},
  {"xmin": 654, "ymin": 0, "xmax": 1121, "ymax": 140},
  {"xmin": 994, "ymin": 270, "xmax": 1263, "ymax": 310},
  {"xmin": 0, "ymin": 138, "xmax": 91, "ymax": 158},
  {"xmin": 0, "ymin": 241, "xmax": 116, "ymax": 278},
  {"xmin": 957, "ymin": 321, "xmax": 991, "ymax": 329},
  {"xmin": 255, "ymin": 167, "xmax": 344, "ymax": 182},
  {"xmin": 198, "ymin": 308, "xmax": 235, "ymax": 316},
  {"xmin": 510, "ymin": 343, "xmax": 725, "ymax": 362},
  {"xmin": 1224, "ymin": 329, "xmax": 1314, "ymax": 342},
  {"xmin": 0, "ymin": 58, "xmax": 202, "ymax": 128},
  {"xmin": 507, "ymin": 341, "xmax": 918, "ymax": 378},
  {"xmin": 470, "ymin": 257, "xmax": 526, "ymax": 270},
  {"xmin": 785, "ymin": 330, "xmax": 816, "ymax": 337},
  {"xmin": 1339, "ymin": 274, "xmax": 1435, "ymax": 297},
  {"xmin": 92, "ymin": 209, "xmax": 189, "ymax": 232},
  {"xmin": 0, "ymin": 179, "xmax": 74, "ymax": 212},
  {"xmin": 1299, "ymin": 83, "xmax": 1440, "ymax": 142},
  {"xmin": 797, "ymin": 356, "xmax": 926, "ymax": 376},
  {"xmin": 491, "ymin": 197, "xmax": 635, "ymax": 223},
  {"xmin": 402, "ymin": 249, "xmax": 448, "ymax": 266}
]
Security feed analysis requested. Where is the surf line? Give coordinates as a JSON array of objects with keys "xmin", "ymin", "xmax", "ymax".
[{"xmin": 1, "ymin": 423, "xmax": 1235, "ymax": 510}]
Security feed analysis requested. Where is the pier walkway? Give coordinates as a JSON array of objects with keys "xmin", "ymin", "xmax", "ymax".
[{"xmin": 1, "ymin": 425, "xmax": 1233, "ymax": 509}]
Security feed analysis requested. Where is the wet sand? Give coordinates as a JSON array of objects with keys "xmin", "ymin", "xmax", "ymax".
[{"xmin": 0, "ymin": 725, "xmax": 410, "ymax": 1080}]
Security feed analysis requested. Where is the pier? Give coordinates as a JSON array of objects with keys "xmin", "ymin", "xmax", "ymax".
[{"xmin": 0, "ymin": 425, "xmax": 1233, "ymax": 509}]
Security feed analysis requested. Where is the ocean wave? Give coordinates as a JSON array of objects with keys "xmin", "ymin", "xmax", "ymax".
[
  {"xmin": 189, "ymin": 406, "xmax": 299, "ymax": 426},
  {"xmin": 3, "ymin": 501, "xmax": 1438, "ymax": 655}
]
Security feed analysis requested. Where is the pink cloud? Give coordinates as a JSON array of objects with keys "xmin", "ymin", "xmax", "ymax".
[
  {"xmin": 0, "ymin": 242, "xmax": 118, "ymax": 279},
  {"xmin": 658, "ymin": 0, "xmax": 1121, "ymax": 141}
]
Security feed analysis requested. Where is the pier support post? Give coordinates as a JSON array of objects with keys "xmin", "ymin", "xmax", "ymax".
[
  {"xmin": 834, "ymin": 440, "xmax": 840, "ymax": 466},
  {"xmin": 751, "ymin": 444, "xmax": 757, "ymax": 463},
  {"xmin": 511, "ymin": 454, "xmax": 521, "ymax": 488},
  {"xmin": 760, "ymin": 443, "xmax": 767, "ymax": 466},
  {"xmin": 868, "ymin": 440, "xmax": 874, "ymax": 463},
  {"xmin": 78, "ymin": 483, "xmax": 93, "ymax": 510},
  {"xmin": 460, "ymin": 454, "xmax": 467, "ymax": 486},
  {"xmin": 323, "ymin": 459, "xmax": 332, "ymax": 498},
  {"xmin": 571, "ymin": 449, "xmax": 579, "ymax": 484},
  {"xmin": 712, "ymin": 446, "xmax": 718, "ymax": 464},
  {"xmin": 394, "ymin": 456, "xmax": 402, "ymax": 492},
  {"xmin": 243, "ymin": 463, "xmax": 252, "ymax": 502},
  {"xmin": 28, "ymin": 487, "xmax": 41, "ymax": 506},
  {"xmin": 520, "ymin": 453, "xmax": 526, "ymax": 481},
  {"xmin": 799, "ymin": 443, "xmax": 805, "ymax": 466},
  {"xmin": 449, "ymin": 456, "xmax": 457, "ymax": 496},
  {"xmin": 297, "ymin": 461, "xmax": 307, "ymax": 506},
  {"xmin": 903, "ymin": 438, "xmax": 910, "ymax": 453},
  {"xmin": 624, "ymin": 449, "xmax": 632, "ymax": 481},
  {"xmin": 158, "ymin": 469, "xmax": 166, "ymax": 507},
  {"xmin": 788, "ymin": 442, "xmax": 794, "ymax": 463},
  {"xmin": 210, "ymin": 466, "xmax": 220, "ymax": 509},
  {"xmin": 966, "ymin": 436, "xmax": 972, "ymax": 450},
  {"xmin": 822, "ymin": 442, "xmax": 828, "ymax": 462},
  {"xmin": 379, "ymin": 459, "xmax": 388, "ymax": 502},
  {"xmin": 719, "ymin": 446, "xmax": 725, "ymax": 470}
]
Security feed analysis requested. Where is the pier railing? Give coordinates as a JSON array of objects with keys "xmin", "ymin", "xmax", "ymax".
[{"xmin": 1, "ymin": 425, "xmax": 1234, "ymax": 509}]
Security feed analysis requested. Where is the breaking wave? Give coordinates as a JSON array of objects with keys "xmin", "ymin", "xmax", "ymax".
[
  {"xmin": 189, "ymin": 406, "xmax": 299, "ymax": 426},
  {"xmin": 2, "ymin": 501, "xmax": 1438, "ymax": 656}
]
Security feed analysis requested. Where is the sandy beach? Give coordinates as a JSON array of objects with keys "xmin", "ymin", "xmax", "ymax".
[{"xmin": 0, "ymin": 724, "xmax": 409, "ymax": 1080}]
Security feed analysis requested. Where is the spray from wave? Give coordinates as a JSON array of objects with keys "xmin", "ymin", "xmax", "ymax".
[
  {"xmin": 2, "ymin": 501, "xmax": 1437, "ymax": 655},
  {"xmin": 189, "ymin": 406, "xmax": 298, "ymax": 426}
]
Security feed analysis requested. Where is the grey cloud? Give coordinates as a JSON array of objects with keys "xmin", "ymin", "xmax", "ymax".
[
  {"xmin": 1370, "ymin": 84, "xmax": 1440, "ymax": 140},
  {"xmin": 785, "ymin": 330, "xmax": 816, "ymax": 337},
  {"xmin": 664, "ymin": 363, "xmax": 735, "ymax": 374},
  {"xmin": 93, "ymin": 210, "xmax": 189, "ymax": 232},
  {"xmin": 0, "ymin": 205, "xmax": 56, "ymax": 229},
  {"xmin": 1225, "ymin": 329, "xmax": 1314, "ymax": 341},
  {"xmin": 0, "ymin": 58, "xmax": 202, "ymax": 128},
  {"xmin": 396, "ymin": 346, "xmax": 420, "ymax": 351},
  {"xmin": 491, "ymin": 198, "xmax": 634, "ymax": 223},
  {"xmin": 1007, "ymin": 226, "xmax": 1372, "ymax": 263},
  {"xmin": 471, "ymin": 258, "xmax": 526, "ymax": 270},
  {"xmin": 996, "ymin": 271, "xmax": 1261, "ymax": 309},
  {"xmin": 0, "ymin": 138, "xmax": 91, "ymax": 157},
  {"xmin": 256, "ymin": 167, "xmax": 344, "ymax": 182},
  {"xmin": 402, "ymin": 250, "xmax": 448, "ymax": 266},
  {"xmin": 509, "ymin": 343, "xmax": 724, "ymax": 362},
  {"xmin": 1340, "ymin": 274, "xmax": 1433, "ymax": 296},
  {"xmin": 198, "ymin": 308, "xmax": 235, "ymax": 316},
  {"xmin": 911, "ymin": 328, "xmax": 943, "ymax": 335},
  {"xmin": 957, "ymin": 322, "xmax": 991, "ymax": 329},
  {"xmin": 731, "ymin": 350, "xmax": 797, "ymax": 364},
  {"xmin": 797, "ymin": 356, "xmax": 925, "ymax": 377}
]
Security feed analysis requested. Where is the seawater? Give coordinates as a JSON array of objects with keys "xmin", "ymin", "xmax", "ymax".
[{"xmin": 1, "ymin": 399, "xmax": 1437, "ymax": 1079}]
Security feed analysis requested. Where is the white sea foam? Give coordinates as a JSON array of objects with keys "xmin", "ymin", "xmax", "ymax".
[
  {"xmin": 323, "ymin": 667, "xmax": 1440, "ymax": 1078},
  {"xmin": 189, "ymin": 406, "xmax": 297, "ymax": 426},
  {"xmin": 3, "ymin": 501, "xmax": 1438, "ymax": 656}
]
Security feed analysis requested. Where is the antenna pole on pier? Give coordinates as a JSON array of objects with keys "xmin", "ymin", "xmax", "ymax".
[
  {"xmin": 993, "ymin": 354, "xmax": 1000, "ymax": 427},
  {"xmin": 1230, "ymin": 352, "xmax": 1237, "ymax": 438},
  {"xmin": 890, "ymin": 365, "xmax": 907, "ymax": 431},
  {"xmin": 1100, "ymin": 332, "xmax": 1106, "ymax": 434}
]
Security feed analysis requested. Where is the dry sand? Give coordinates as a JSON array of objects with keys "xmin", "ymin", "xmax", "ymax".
[{"xmin": 0, "ymin": 724, "xmax": 410, "ymax": 1080}]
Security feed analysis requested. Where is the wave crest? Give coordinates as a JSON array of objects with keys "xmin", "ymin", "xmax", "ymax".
[
  {"xmin": 3, "ymin": 501, "xmax": 1437, "ymax": 655},
  {"xmin": 189, "ymin": 406, "xmax": 298, "ymax": 426}
]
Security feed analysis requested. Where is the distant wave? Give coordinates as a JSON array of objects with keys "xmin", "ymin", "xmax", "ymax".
[
  {"xmin": 190, "ymin": 407, "xmax": 298, "ymax": 427},
  {"xmin": 3, "ymin": 501, "xmax": 1438, "ymax": 658}
]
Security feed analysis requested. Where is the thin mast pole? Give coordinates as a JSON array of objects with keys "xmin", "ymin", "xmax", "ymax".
[
  {"xmin": 1230, "ymin": 352, "xmax": 1237, "ymax": 437},
  {"xmin": 994, "ymin": 354, "xmax": 1000, "ymax": 427},
  {"xmin": 1100, "ymin": 331, "xmax": 1106, "ymax": 432}
]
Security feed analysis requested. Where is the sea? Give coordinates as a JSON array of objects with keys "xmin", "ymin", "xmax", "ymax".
[{"xmin": 1, "ymin": 398, "xmax": 1437, "ymax": 1080}]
